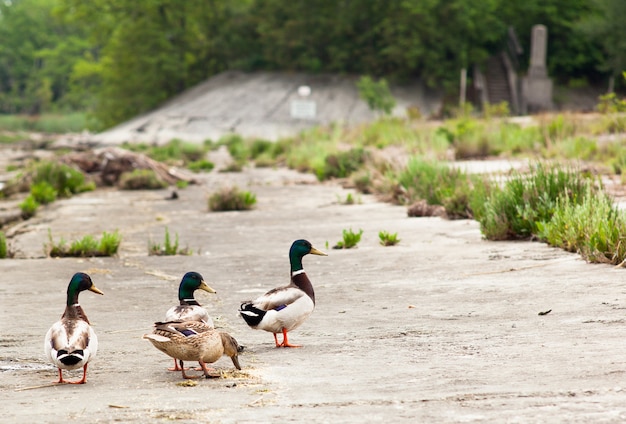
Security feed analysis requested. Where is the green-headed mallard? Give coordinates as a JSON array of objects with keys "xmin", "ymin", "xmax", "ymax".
[
  {"xmin": 164, "ymin": 271, "xmax": 216, "ymax": 371},
  {"xmin": 143, "ymin": 321, "xmax": 241, "ymax": 379},
  {"xmin": 239, "ymin": 239, "xmax": 327, "ymax": 348},
  {"xmin": 44, "ymin": 272, "xmax": 104, "ymax": 384}
]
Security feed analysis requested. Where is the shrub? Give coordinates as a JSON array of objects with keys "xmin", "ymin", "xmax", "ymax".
[
  {"xmin": 396, "ymin": 158, "xmax": 471, "ymax": 216},
  {"xmin": 31, "ymin": 160, "xmax": 91, "ymax": 197},
  {"xmin": 19, "ymin": 195, "xmax": 39, "ymax": 218},
  {"xmin": 208, "ymin": 186, "xmax": 257, "ymax": 211},
  {"xmin": 318, "ymin": 147, "xmax": 368, "ymax": 180},
  {"xmin": 356, "ymin": 76, "xmax": 396, "ymax": 116},
  {"xmin": 187, "ymin": 159, "xmax": 215, "ymax": 173},
  {"xmin": 30, "ymin": 181, "xmax": 57, "ymax": 204},
  {"xmin": 536, "ymin": 187, "xmax": 626, "ymax": 264},
  {"xmin": 478, "ymin": 163, "xmax": 593, "ymax": 240},
  {"xmin": 119, "ymin": 169, "xmax": 168, "ymax": 190}
]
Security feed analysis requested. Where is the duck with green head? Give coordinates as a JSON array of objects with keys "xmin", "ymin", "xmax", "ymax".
[
  {"xmin": 163, "ymin": 271, "xmax": 216, "ymax": 370},
  {"xmin": 239, "ymin": 239, "xmax": 327, "ymax": 348},
  {"xmin": 44, "ymin": 272, "xmax": 104, "ymax": 384}
]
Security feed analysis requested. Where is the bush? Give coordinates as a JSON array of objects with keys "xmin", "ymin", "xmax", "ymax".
[
  {"xmin": 19, "ymin": 195, "xmax": 39, "ymax": 218},
  {"xmin": 536, "ymin": 187, "xmax": 626, "ymax": 264},
  {"xmin": 31, "ymin": 160, "xmax": 91, "ymax": 197},
  {"xmin": 356, "ymin": 76, "xmax": 396, "ymax": 116},
  {"xmin": 478, "ymin": 163, "xmax": 593, "ymax": 240},
  {"xmin": 119, "ymin": 169, "xmax": 168, "ymax": 190},
  {"xmin": 208, "ymin": 186, "xmax": 257, "ymax": 211},
  {"xmin": 30, "ymin": 181, "xmax": 57, "ymax": 204},
  {"xmin": 318, "ymin": 147, "xmax": 368, "ymax": 180}
]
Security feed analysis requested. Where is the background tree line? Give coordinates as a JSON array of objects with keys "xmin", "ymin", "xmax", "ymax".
[{"xmin": 0, "ymin": 0, "xmax": 624, "ymax": 130}]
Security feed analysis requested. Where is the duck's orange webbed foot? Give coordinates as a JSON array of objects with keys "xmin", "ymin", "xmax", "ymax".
[{"xmin": 276, "ymin": 329, "xmax": 302, "ymax": 348}]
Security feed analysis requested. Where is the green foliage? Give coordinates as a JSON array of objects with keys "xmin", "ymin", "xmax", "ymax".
[
  {"xmin": 0, "ymin": 113, "xmax": 89, "ymax": 133},
  {"xmin": 478, "ymin": 163, "xmax": 594, "ymax": 240},
  {"xmin": 19, "ymin": 195, "xmax": 40, "ymax": 219},
  {"xmin": 31, "ymin": 160, "xmax": 92, "ymax": 197},
  {"xmin": 356, "ymin": 76, "xmax": 396, "ymax": 116},
  {"xmin": 187, "ymin": 159, "xmax": 215, "ymax": 173},
  {"xmin": 396, "ymin": 158, "xmax": 466, "ymax": 206},
  {"xmin": 46, "ymin": 229, "xmax": 121, "ymax": 257},
  {"xmin": 378, "ymin": 230, "xmax": 400, "ymax": 246},
  {"xmin": 208, "ymin": 186, "xmax": 257, "ymax": 211},
  {"xmin": 536, "ymin": 186, "xmax": 626, "ymax": 264},
  {"xmin": 0, "ymin": 232, "xmax": 7, "ymax": 258},
  {"xmin": 30, "ymin": 181, "xmax": 57, "ymax": 204},
  {"xmin": 149, "ymin": 227, "xmax": 191, "ymax": 256},
  {"xmin": 596, "ymin": 92, "xmax": 626, "ymax": 113},
  {"xmin": 483, "ymin": 101, "xmax": 510, "ymax": 119},
  {"xmin": 318, "ymin": 147, "xmax": 368, "ymax": 180},
  {"xmin": 0, "ymin": 0, "xmax": 617, "ymax": 125},
  {"xmin": 339, "ymin": 193, "xmax": 356, "ymax": 205},
  {"xmin": 119, "ymin": 169, "xmax": 168, "ymax": 190},
  {"xmin": 333, "ymin": 228, "xmax": 363, "ymax": 249}
]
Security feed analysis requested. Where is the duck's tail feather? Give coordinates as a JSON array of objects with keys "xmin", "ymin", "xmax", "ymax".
[
  {"xmin": 239, "ymin": 302, "xmax": 266, "ymax": 327},
  {"xmin": 57, "ymin": 349, "xmax": 84, "ymax": 366}
]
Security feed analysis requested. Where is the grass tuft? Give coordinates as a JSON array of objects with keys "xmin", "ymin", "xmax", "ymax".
[{"xmin": 208, "ymin": 186, "xmax": 256, "ymax": 211}]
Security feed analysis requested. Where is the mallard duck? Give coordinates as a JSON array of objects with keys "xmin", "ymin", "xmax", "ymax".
[
  {"xmin": 143, "ymin": 321, "xmax": 241, "ymax": 379},
  {"xmin": 163, "ymin": 271, "xmax": 216, "ymax": 371},
  {"xmin": 239, "ymin": 239, "xmax": 327, "ymax": 348},
  {"xmin": 44, "ymin": 272, "xmax": 104, "ymax": 384}
]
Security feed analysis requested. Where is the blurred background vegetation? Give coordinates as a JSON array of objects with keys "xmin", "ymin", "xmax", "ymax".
[{"xmin": 0, "ymin": 0, "xmax": 624, "ymax": 131}]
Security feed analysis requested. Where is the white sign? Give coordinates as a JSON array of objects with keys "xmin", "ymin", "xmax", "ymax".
[{"xmin": 290, "ymin": 100, "xmax": 317, "ymax": 119}]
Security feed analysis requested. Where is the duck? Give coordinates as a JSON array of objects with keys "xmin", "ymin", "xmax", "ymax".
[
  {"xmin": 239, "ymin": 239, "xmax": 327, "ymax": 348},
  {"xmin": 143, "ymin": 321, "xmax": 242, "ymax": 379},
  {"xmin": 44, "ymin": 272, "xmax": 104, "ymax": 384},
  {"xmin": 164, "ymin": 271, "xmax": 216, "ymax": 371}
]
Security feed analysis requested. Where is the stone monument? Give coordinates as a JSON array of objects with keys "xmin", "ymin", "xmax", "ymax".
[{"xmin": 522, "ymin": 25, "xmax": 553, "ymax": 113}]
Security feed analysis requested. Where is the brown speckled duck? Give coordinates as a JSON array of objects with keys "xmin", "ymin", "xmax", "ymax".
[
  {"xmin": 44, "ymin": 272, "xmax": 104, "ymax": 384},
  {"xmin": 143, "ymin": 321, "xmax": 241, "ymax": 379},
  {"xmin": 163, "ymin": 271, "xmax": 216, "ymax": 371}
]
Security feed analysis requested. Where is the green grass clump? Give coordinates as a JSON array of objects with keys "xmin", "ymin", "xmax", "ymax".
[
  {"xmin": 378, "ymin": 231, "xmax": 400, "ymax": 246},
  {"xmin": 208, "ymin": 186, "xmax": 256, "ymax": 211},
  {"xmin": 318, "ymin": 147, "xmax": 368, "ymax": 180},
  {"xmin": 31, "ymin": 160, "xmax": 92, "ymax": 197},
  {"xmin": 394, "ymin": 157, "xmax": 477, "ymax": 219},
  {"xmin": 119, "ymin": 169, "xmax": 168, "ymax": 190},
  {"xmin": 478, "ymin": 163, "xmax": 593, "ymax": 240},
  {"xmin": 121, "ymin": 139, "xmax": 209, "ymax": 168},
  {"xmin": 0, "ymin": 232, "xmax": 7, "ymax": 258},
  {"xmin": 47, "ymin": 230, "xmax": 121, "ymax": 257},
  {"xmin": 19, "ymin": 195, "xmax": 39, "ymax": 218},
  {"xmin": 30, "ymin": 181, "xmax": 57, "ymax": 204},
  {"xmin": 149, "ymin": 227, "xmax": 191, "ymax": 256},
  {"xmin": 333, "ymin": 228, "xmax": 363, "ymax": 249},
  {"xmin": 536, "ymin": 186, "xmax": 626, "ymax": 264},
  {"xmin": 187, "ymin": 159, "xmax": 215, "ymax": 173}
]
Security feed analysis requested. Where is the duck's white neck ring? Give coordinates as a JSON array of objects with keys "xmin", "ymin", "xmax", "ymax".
[
  {"xmin": 292, "ymin": 269, "xmax": 305, "ymax": 277},
  {"xmin": 71, "ymin": 303, "xmax": 80, "ymax": 307}
]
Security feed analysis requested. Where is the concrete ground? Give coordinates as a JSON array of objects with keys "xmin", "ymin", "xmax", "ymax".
[{"xmin": 2, "ymin": 165, "xmax": 626, "ymax": 423}]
